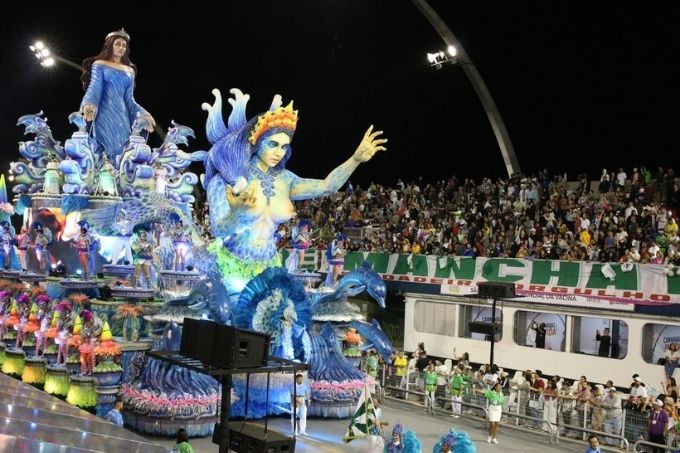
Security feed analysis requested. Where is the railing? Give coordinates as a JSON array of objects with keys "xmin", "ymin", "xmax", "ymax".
[
  {"xmin": 633, "ymin": 439, "xmax": 677, "ymax": 453},
  {"xmin": 556, "ymin": 424, "xmax": 629, "ymax": 451},
  {"xmin": 377, "ymin": 365, "xmax": 668, "ymax": 452},
  {"xmin": 501, "ymin": 410, "xmax": 557, "ymax": 445}
]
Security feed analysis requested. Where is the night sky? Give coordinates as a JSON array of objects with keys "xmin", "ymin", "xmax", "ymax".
[{"xmin": 1, "ymin": 2, "xmax": 678, "ymax": 187}]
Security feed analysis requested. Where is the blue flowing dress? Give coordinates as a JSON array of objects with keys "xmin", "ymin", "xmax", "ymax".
[{"xmin": 80, "ymin": 62, "xmax": 149, "ymax": 163}]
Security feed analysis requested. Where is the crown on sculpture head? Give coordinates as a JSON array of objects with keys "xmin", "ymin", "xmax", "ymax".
[
  {"xmin": 107, "ymin": 28, "xmax": 130, "ymax": 41},
  {"xmin": 248, "ymin": 101, "xmax": 298, "ymax": 145}
]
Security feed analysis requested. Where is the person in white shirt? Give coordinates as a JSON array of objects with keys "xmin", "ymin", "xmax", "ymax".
[
  {"xmin": 483, "ymin": 365, "xmax": 499, "ymax": 389},
  {"xmin": 616, "ymin": 168, "xmax": 627, "ymax": 188},
  {"xmin": 664, "ymin": 343, "xmax": 680, "ymax": 378},
  {"xmin": 291, "ymin": 373, "xmax": 311, "ymax": 436}
]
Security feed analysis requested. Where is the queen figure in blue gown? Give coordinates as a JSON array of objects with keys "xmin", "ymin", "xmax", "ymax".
[{"xmin": 80, "ymin": 28, "xmax": 156, "ymax": 163}]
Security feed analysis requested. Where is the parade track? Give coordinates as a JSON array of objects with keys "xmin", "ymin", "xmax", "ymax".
[{"xmin": 145, "ymin": 398, "xmax": 595, "ymax": 453}]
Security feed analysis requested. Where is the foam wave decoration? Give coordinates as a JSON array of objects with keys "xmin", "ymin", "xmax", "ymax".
[
  {"xmin": 14, "ymin": 194, "xmax": 32, "ymax": 215},
  {"xmin": 308, "ymin": 323, "xmax": 366, "ymax": 384},
  {"xmin": 230, "ymin": 373, "xmax": 293, "ymax": 419},
  {"xmin": 60, "ymin": 194, "xmax": 90, "ymax": 214},
  {"xmin": 233, "ymin": 267, "xmax": 311, "ymax": 331}
]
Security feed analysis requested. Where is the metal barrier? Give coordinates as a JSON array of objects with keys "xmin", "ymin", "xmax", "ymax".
[
  {"xmin": 501, "ymin": 411, "xmax": 557, "ymax": 445},
  {"xmin": 382, "ymin": 385, "xmax": 440, "ymax": 414},
  {"xmin": 555, "ymin": 425, "xmax": 629, "ymax": 452},
  {"xmin": 624, "ymin": 409, "xmax": 649, "ymax": 445},
  {"xmin": 633, "ymin": 439, "xmax": 678, "ymax": 453},
  {"xmin": 434, "ymin": 396, "xmax": 488, "ymax": 428}
]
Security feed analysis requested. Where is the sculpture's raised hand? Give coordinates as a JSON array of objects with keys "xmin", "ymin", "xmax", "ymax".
[{"xmin": 352, "ymin": 125, "xmax": 387, "ymax": 163}]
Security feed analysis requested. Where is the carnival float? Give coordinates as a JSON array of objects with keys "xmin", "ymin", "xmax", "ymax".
[{"xmin": 0, "ymin": 28, "xmax": 393, "ymax": 437}]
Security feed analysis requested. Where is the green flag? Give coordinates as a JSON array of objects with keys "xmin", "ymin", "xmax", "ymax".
[{"xmin": 343, "ymin": 383, "xmax": 376, "ymax": 443}]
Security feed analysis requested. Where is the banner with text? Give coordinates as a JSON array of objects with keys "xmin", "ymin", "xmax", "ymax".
[{"xmin": 339, "ymin": 252, "xmax": 680, "ymax": 310}]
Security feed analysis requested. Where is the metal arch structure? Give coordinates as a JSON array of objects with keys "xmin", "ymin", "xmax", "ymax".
[{"xmin": 411, "ymin": 0, "xmax": 522, "ymax": 177}]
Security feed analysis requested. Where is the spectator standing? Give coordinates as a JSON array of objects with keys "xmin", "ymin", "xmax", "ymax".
[
  {"xmin": 596, "ymin": 328, "xmax": 611, "ymax": 357},
  {"xmin": 648, "ymin": 399, "xmax": 669, "ymax": 453},
  {"xmin": 393, "ymin": 350, "xmax": 408, "ymax": 389},
  {"xmin": 531, "ymin": 322, "xmax": 546, "ymax": 349},
  {"xmin": 600, "ymin": 387, "xmax": 623, "ymax": 446}
]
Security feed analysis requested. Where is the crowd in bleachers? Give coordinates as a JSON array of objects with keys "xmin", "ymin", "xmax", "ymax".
[{"xmin": 285, "ymin": 167, "xmax": 680, "ymax": 266}]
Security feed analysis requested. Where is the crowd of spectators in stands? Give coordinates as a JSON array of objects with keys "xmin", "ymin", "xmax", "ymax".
[{"xmin": 284, "ymin": 167, "xmax": 680, "ymax": 266}]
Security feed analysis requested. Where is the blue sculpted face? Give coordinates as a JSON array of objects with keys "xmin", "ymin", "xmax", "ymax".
[{"xmin": 253, "ymin": 131, "xmax": 292, "ymax": 171}]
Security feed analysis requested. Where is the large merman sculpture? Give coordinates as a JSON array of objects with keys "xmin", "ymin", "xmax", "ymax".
[{"xmin": 201, "ymin": 88, "xmax": 386, "ymax": 315}]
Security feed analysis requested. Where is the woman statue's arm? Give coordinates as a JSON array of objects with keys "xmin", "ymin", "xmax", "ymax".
[
  {"xmin": 80, "ymin": 64, "xmax": 104, "ymax": 121},
  {"xmin": 289, "ymin": 126, "xmax": 386, "ymax": 200},
  {"xmin": 124, "ymin": 80, "xmax": 155, "ymax": 131}
]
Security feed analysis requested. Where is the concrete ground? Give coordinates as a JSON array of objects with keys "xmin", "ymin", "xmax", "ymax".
[{"xmin": 143, "ymin": 398, "xmax": 601, "ymax": 453}]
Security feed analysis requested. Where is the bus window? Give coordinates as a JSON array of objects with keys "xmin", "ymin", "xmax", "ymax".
[
  {"xmin": 414, "ymin": 300, "xmax": 455, "ymax": 336},
  {"xmin": 642, "ymin": 324, "xmax": 680, "ymax": 365},
  {"xmin": 513, "ymin": 311, "xmax": 566, "ymax": 351},
  {"xmin": 571, "ymin": 316, "xmax": 628, "ymax": 359},
  {"xmin": 458, "ymin": 305, "xmax": 502, "ymax": 342}
]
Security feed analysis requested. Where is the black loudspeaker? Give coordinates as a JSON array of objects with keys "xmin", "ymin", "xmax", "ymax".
[
  {"xmin": 227, "ymin": 422, "xmax": 295, "ymax": 453},
  {"xmin": 477, "ymin": 281, "xmax": 516, "ymax": 299},
  {"xmin": 180, "ymin": 318, "xmax": 217, "ymax": 363},
  {"xmin": 211, "ymin": 324, "xmax": 270, "ymax": 369},
  {"xmin": 468, "ymin": 321, "xmax": 501, "ymax": 335}
]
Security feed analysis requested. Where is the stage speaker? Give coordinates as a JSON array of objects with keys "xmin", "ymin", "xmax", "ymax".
[
  {"xmin": 477, "ymin": 281, "xmax": 516, "ymax": 299},
  {"xmin": 211, "ymin": 324, "xmax": 270, "ymax": 369},
  {"xmin": 227, "ymin": 422, "xmax": 295, "ymax": 453},
  {"xmin": 468, "ymin": 321, "xmax": 501, "ymax": 336},
  {"xmin": 180, "ymin": 318, "xmax": 217, "ymax": 364}
]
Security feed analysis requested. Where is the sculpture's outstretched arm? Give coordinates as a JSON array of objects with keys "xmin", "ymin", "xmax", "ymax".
[{"xmin": 289, "ymin": 126, "xmax": 386, "ymax": 200}]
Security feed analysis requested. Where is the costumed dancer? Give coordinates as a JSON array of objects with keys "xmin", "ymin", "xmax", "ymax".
[
  {"xmin": 432, "ymin": 428, "xmax": 476, "ymax": 453},
  {"xmin": 0, "ymin": 290, "xmax": 12, "ymax": 341},
  {"xmin": 342, "ymin": 327, "xmax": 363, "ymax": 366},
  {"xmin": 80, "ymin": 28, "xmax": 155, "ymax": 162},
  {"xmin": 172, "ymin": 219, "xmax": 191, "ymax": 271},
  {"xmin": 95, "ymin": 154, "xmax": 118, "ymax": 196},
  {"xmin": 131, "ymin": 228, "xmax": 154, "ymax": 288},
  {"xmin": 110, "ymin": 216, "xmax": 133, "ymax": 265},
  {"xmin": 270, "ymin": 302, "xmax": 307, "ymax": 361},
  {"xmin": 23, "ymin": 303, "xmax": 41, "ymax": 351},
  {"xmin": 74, "ymin": 224, "xmax": 91, "ymax": 280},
  {"xmin": 424, "ymin": 362, "xmax": 439, "ymax": 413},
  {"xmin": 15, "ymin": 227, "xmax": 30, "ymax": 272},
  {"xmin": 285, "ymin": 219, "xmax": 312, "ymax": 273},
  {"xmin": 33, "ymin": 295, "xmax": 51, "ymax": 355},
  {"xmin": 367, "ymin": 396, "xmax": 385, "ymax": 453},
  {"xmin": 1, "ymin": 221, "xmax": 13, "ymax": 269},
  {"xmin": 449, "ymin": 366, "xmax": 464, "ymax": 418},
  {"xmin": 55, "ymin": 301, "xmax": 73, "ymax": 365},
  {"xmin": 33, "ymin": 225, "xmax": 50, "ymax": 275},
  {"xmin": 291, "ymin": 373, "xmax": 311, "ymax": 436},
  {"xmin": 384, "ymin": 422, "xmax": 422, "ymax": 453},
  {"xmin": 476, "ymin": 382, "xmax": 505, "ymax": 444},
  {"xmin": 78, "ymin": 310, "xmax": 101, "ymax": 375},
  {"xmin": 14, "ymin": 294, "xmax": 30, "ymax": 348},
  {"xmin": 325, "ymin": 232, "xmax": 346, "ymax": 287}
]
